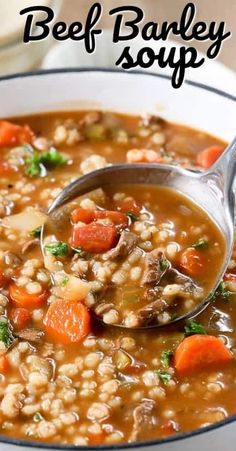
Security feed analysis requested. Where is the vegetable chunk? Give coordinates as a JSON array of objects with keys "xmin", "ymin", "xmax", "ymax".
[
  {"xmin": 44, "ymin": 299, "xmax": 90, "ymax": 344},
  {"xmin": 174, "ymin": 335, "xmax": 233, "ymax": 375},
  {"xmin": 71, "ymin": 223, "xmax": 118, "ymax": 253}
]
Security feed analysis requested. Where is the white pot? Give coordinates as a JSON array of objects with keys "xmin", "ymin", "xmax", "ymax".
[{"xmin": 0, "ymin": 69, "xmax": 235, "ymax": 451}]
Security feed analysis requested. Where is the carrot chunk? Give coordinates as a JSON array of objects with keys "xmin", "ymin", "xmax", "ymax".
[
  {"xmin": 94, "ymin": 210, "xmax": 128, "ymax": 226},
  {"xmin": 0, "ymin": 355, "xmax": 9, "ymax": 374},
  {"xmin": 179, "ymin": 247, "xmax": 206, "ymax": 277},
  {"xmin": 71, "ymin": 208, "xmax": 95, "ymax": 224},
  {"xmin": 118, "ymin": 197, "xmax": 141, "ymax": 216},
  {"xmin": 44, "ymin": 299, "xmax": 90, "ymax": 344},
  {"xmin": 9, "ymin": 283, "xmax": 48, "ymax": 308},
  {"xmin": 0, "ymin": 121, "xmax": 34, "ymax": 148},
  {"xmin": 197, "ymin": 145, "xmax": 224, "ymax": 169},
  {"xmin": 174, "ymin": 335, "xmax": 233, "ymax": 375},
  {"xmin": 10, "ymin": 308, "xmax": 31, "ymax": 330},
  {"xmin": 89, "ymin": 431, "xmax": 106, "ymax": 445},
  {"xmin": 71, "ymin": 208, "xmax": 128, "ymax": 227},
  {"xmin": 71, "ymin": 223, "xmax": 118, "ymax": 253}
]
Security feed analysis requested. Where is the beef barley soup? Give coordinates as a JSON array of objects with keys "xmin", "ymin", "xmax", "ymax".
[
  {"xmin": 45, "ymin": 184, "xmax": 225, "ymax": 329},
  {"xmin": 0, "ymin": 111, "xmax": 234, "ymax": 446}
]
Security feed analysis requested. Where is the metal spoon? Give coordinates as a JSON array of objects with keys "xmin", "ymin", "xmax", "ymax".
[{"xmin": 44, "ymin": 137, "xmax": 236, "ymax": 329}]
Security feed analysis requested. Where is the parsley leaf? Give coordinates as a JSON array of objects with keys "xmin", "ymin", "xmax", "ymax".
[
  {"xmin": 61, "ymin": 276, "xmax": 69, "ymax": 287},
  {"xmin": 156, "ymin": 369, "xmax": 171, "ymax": 385},
  {"xmin": 0, "ymin": 318, "xmax": 14, "ymax": 348},
  {"xmin": 74, "ymin": 246, "xmax": 85, "ymax": 256},
  {"xmin": 40, "ymin": 148, "xmax": 68, "ymax": 168},
  {"xmin": 184, "ymin": 320, "xmax": 206, "ymax": 336},
  {"xmin": 45, "ymin": 241, "xmax": 69, "ymax": 257},
  {"xmin": 26, "ymin": 148, "xmax": 67, "ymax": 177},
  {"xmin": 209, "ymin": 281, "xmax": 230, "ymax": 302},
  {"xmin": 126, "ymin": 212, "xmax": 138, "ymax": 222},
  {"xmin": 30, "ymin": 227, "xmax": 42, "ymax": 238},
  {"xmin": 217, "ymin": 281, "xmax": 230, "ymax": 300},
  {"xmin": 33, "ymin": 412, "xmax": 44, "ymax": 423},
  {"xmin": 26, "ymin": 153, "xmax": 42, "ymax": 177},
  {"xmin": 160, "ymin": 350, "xmax": 173, "ymax": 368},
  {"xmin": 192, "ymin": 238, "xmax": 208, "ymax": 250},
  {"xmin": 159, "ymin": 257, "xmax": 169, "ymax": 271}
]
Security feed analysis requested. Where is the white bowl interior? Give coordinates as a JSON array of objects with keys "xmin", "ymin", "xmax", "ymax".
[{"xmin": 0, "ymin": 70, "xmax": 235, "ymax": 141}]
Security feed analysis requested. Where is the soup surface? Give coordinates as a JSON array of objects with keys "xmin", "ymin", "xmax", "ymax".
[{"xmin": 0, "ymin": 111, "xmax": 234, "ymax": 446}]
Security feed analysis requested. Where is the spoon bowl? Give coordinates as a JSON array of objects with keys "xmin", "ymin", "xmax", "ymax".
[{"xmin": 44, "ymin": 137, "xmax": 236, "ymax": 329}]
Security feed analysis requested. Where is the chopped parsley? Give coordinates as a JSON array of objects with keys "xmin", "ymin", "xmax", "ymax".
[
  {"xmin": 156, "ymin": 369, "xmax": 172, "ymax": 385},
  {"xmin": 45, "ymin": 241, "xmax": 69, "ymax": 257},
  {"xmin": 30, "ymin": 226, "xmax": 42, "ymax": 238},
  {"xmin": 209, "ymin": 281, "xmax": 230, "ymax": 301},
  {"xmin": 160, "ymin": 350, "xmax": 173, "ymax": 368},
  {"xmin": 61, "ymin": 276, "xmax": 69, "ymax": 287},
  {"xmin": 126, "ymin": 212, "xmax": 138, "ymax": 222},
  {"xmin": 26, "ymin": 148, "xmax": 68, "ymax": 177},
  {"xmin": 159, "ymin": 257, "xmax": 169, "ymax": 271},
  {"xmin": 192, "ymin": 238, "xmax": 208, "ymax": 250},
  {"xmin": 33, "ymin": 412, "xmax": 44, "ymax": 423},
  {"xmin": 184, "ymin": 320, "xmax": 206, "ymax": 336},
  {"xmin": 0, "ymin": 318, "xmax": 14, "ymax": 348},
  {"xmin": 74, "ymin": 246, "xmax": 85, "ymax": 256},
  {"xmin": 217, "ymin": 281, "xmax": 230, "ymax": 300}
]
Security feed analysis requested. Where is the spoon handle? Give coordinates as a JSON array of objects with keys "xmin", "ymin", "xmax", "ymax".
[{"xmin": 204, "ymin": 137, "xmax": 236, "ymax": 218}]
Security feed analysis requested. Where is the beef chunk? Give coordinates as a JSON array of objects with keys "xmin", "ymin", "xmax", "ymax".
[
  {"xmin": 141, "ymin": 250, "xmax": 169, "ymax": 286},
  {"xmin": 130, "ymin": 399, "xmax": 156, "ymax": 441},
  {"xmin": 103, "ymin": 231, "xmax": 138, "ymax": 260}
]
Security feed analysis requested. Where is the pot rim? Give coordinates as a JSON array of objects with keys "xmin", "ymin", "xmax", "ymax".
[{"xmin": 0, "ymin": 67, "xmax": 235, "ymax": 449}]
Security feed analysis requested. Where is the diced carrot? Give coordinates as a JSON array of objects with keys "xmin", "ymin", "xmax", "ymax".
[
  {"xmin": 118, "ymin": 197, "xmax": 141, "ymax": 216},
  {"xmin": 179, "ymin": 247, "xmax": 206, "ymax": 277},
  {"xmin": 10, "ymin": 308, "xmax": 31, "ymax": 330},
  {"xmin": 9, "ymin": 283, "xmax": 48, "ymax": 308},
  {"xmin": 174, "ymin": 335, "xmax": 233, "ymax": 375},
  {"xmin": 89, "ymin": 431, "xmax": 106, "ymax": 445},
  {"xmin": 71, "ymin": 208, "xmax": 95, "ymax": 224},
  {"xmin": 0, "ymin": 121, "xmax": 34, "ymax": 148},
  {"xmin": 161, "ymin": 420, "xmax": 179, "ymax": 436},
  {"xmin": 94, "ymin": 210, "xmax": 128, "ymax": 226},
  {"xmin": 71, "ymin": 223, "xmax": 118, "ymax": 253},
  {"xmin": 0, "ymin": 162, "xmax": 18, "ymax": 176},
  {"xmin": 0, "ymin": 355, "xmax": 9, "ymax": 374},
  {"xmin": 44, "ymin": 299, "xmax": 90, "ymax": 344},
  {"xmin": 197, "ymin": 145, "xmax": 224, "ymax": 169},
  {"xmin": 71, "ymin": 208, "xmax": 128, "ymax": 227}
]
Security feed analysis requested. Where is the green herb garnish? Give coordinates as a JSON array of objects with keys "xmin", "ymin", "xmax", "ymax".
[
  {"xmin": 45, "ymin": 241, "xmax": 69, "ymax": 257},
  {"xmin": 26, "ymin": 148, "xmax": 67, "ymax": 177},
  {"xmin": 217, "ymin": 281, "xmax": 230, "ymax": 300},
  {"xmin": 126, "ymin": 212, "xmax": 138, "ymax": 222},
  {"xmin": 156, "ymin": 369, "xmax": 172, "ymax": 385},
  {"xmin": 159, "ymin": 257, "xmax": 169, "ymax": 271},
  {"xmin": 192, "ymin": 238, "xmax": 208, "ymax": 250},
  {"xmin": 184, "ymin": 320, "xmax": 206, "ymax": 336},
  {"xmin": 74, "ymin": 246, "xmax": 85, "ymax": 256},
  {"xmin": 33, "ymin": 412, "xmax": 44, "ymax": 423},
  {"xmin": 61, "ymin": 276, "xmax": 69, "ymax": 287},
  {"xmin": 160, "ymin": 350, "xmax": 173, "ymax": 368},
  {"xmin": 0, "ymin": 318, "xmax": 14, "ymax": 348},
  {"xmin": 209, "ymin": 281, "xmax": 230, "ymax": 301},
  {"xmin": 30, "ymin": 227, "xmax": 42, "ymax": 238}
]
